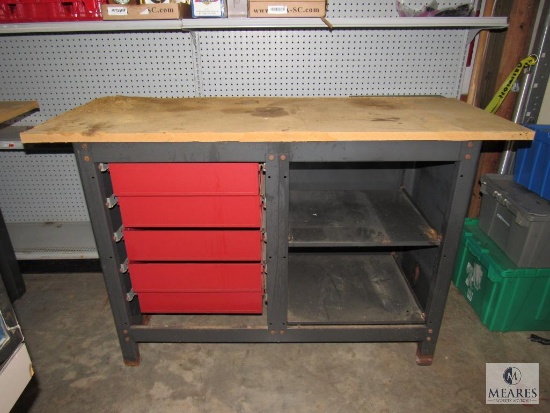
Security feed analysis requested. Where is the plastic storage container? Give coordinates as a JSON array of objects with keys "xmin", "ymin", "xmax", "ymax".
[
  {"xmin": 479, "ymin": 174, "xmax": 550, "ymax": 268},
  {"xmin": 514, "ymin": 124, "xmax": 550, "ymax": 201},
  {"xmin": 0, "ymin": 0, "xmax": 104, "ymax": 23},
  {"xmin": 453, "ymin": 218, "xmax": 550, "ymax": 332}
]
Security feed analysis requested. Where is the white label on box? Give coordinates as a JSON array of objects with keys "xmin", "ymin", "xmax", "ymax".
[
  {"xmin": 268, "ymin": 5, "xmax": 288, "ymax": 14},
  {"xmin": 140, "ymin": 8, "xmax": 151, "ymax": 15},
  {"xmin": 107, "ymin": 7, "xmax": 129, "ymax": 16}
]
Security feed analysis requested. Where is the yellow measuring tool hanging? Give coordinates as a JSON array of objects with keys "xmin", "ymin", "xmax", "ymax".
[{"xmin": 485, "ymin": 54, "xmax": 538, "ymax": 114}]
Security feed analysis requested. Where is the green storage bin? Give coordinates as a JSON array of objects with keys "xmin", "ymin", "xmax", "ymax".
[{"xmin": 453, "ymin": 218, "xmax": 550, "ymax": 332}]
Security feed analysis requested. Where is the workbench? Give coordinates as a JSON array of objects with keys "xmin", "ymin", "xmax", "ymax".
[
  {"xmin": 0, "ymin": 100, "xmax": 39, "ymax": 301},
  {"xmin": 21, "ymin": 96, "xmax": 532, "ymax": 366}
]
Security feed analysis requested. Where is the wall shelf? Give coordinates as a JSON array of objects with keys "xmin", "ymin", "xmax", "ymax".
[
  {"xmin": 0, "ymin": 16, "xmax": 507, "ymax": 34},
  {"xmin": 7, "ymin": 222, "xmax": 98, "ymax": 260}
]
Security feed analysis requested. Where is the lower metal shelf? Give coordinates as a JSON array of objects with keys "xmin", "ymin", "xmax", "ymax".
[
  {"xmin": 287, "ymin": 252, "xmax": 424, "ymax": 325},
  {"xmin": 7, "ymin": 221, "xmax": 98, "ymax": 260}
]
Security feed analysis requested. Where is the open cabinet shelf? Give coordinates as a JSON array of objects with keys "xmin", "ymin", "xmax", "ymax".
[
  {"xmin": 287, "ymin": 251, "xmax": 425, "ymax": 325},
  {"xmin": 289, "ymin": 189, "xmax": 440, "ymax": 247}
]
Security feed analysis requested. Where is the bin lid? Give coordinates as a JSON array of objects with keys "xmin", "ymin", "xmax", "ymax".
[
  {"xmin": 526, "ymin": 124, "xmax": 550, "ymax": 144},
  {"xmin": 480, "ymin": 174, "xmax": 550, "ymax": 225}
]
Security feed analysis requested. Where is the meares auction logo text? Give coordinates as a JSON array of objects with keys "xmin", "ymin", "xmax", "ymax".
[{"xmin": 486, "ymin": 364, "xmax": 539, "ymax": 405}]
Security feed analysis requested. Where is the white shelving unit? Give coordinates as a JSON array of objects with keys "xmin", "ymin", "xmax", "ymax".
[{"xmin": 0, "ymin": 16, "xmax": 507, "ymax": 33}]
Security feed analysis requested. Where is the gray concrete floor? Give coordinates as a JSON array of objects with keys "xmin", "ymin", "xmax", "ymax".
[{"xmin": 10, "ymin": 272, "xmax": 550, "ymax": 413}]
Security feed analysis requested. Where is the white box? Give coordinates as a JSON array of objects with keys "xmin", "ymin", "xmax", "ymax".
[{"xmin": 192, "ymin": 0, "xmax": 226, "ymax": 17}]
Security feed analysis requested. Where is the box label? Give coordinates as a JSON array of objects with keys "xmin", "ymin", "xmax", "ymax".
[
  {"xmin": 101, "ymin": 4, "xmax": 183, "ymax": 20},
  {"xmin": 268, "ymin": 5, "xmax": 288, "ymax": 14},
  {"xmin": 107, "ymin": 7, "xmax": 129, "ymax": 16},
  {"xmin": 465, "ymin": 261, "xmax": 483, "ymax": 301},
  {"xmin": 249, "ymin": 1, "xmax": 326, "ymax": 17}
]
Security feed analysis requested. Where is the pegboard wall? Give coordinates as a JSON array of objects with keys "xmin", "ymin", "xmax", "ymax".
[
  {"xmin": 0, "ymin": 0, "xmax": 477, "ymax": 225},
  {"xmin": 0, "ymin": 153, "xmax": 88, "ymax": 222},
  {"xmin": 197, "ymin": 29, "xmax": 467, "ymax": 98},
  {"xmin": 0, "ymin": 32, "xmax": 197, "ymax": 125}
]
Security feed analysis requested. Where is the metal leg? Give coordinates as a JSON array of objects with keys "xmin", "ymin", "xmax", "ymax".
[
  {"xmin": 265, "ymin": 149, "xmax": 290, "ymax": 336},
  {"xmin": 416, "ymin": 141, "xmax": 481, "ymax": 365},
  {"xmin": 73, "ymin": 144, "xmax": 141, "ymax": 365},
  {"xmin": 0, "ymin": 209, "xmax": 25, "ymax": 302}
]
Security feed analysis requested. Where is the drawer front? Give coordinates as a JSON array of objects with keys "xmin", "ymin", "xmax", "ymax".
[
  {"xmin": 138, "ymin": 292, "xmax": 264, "ymax": 314},
  {"xmin": 124, "ymin": 230, "xmax": 262, "ymax": 261},
  {"xmin": 110, "ymin": 163, "xmax": 260, "ymax": 196},
  {"xmin": 128, "ymin": 263, "xmax": 263, "ymax": 292},
  {"xmin": 118, "ymin": 195, "xmax": 261, "ymax": 228}
]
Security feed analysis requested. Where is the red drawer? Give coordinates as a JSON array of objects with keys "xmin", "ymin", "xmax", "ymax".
[
  {"xmin": 118, "ymin": 195, "xmax": 261, "ymax": 228},
  {"xmin": 138, "ymin": 292, "xmax": 263, "ymax": 314},
  {"xmin": 109, "ymin": 163, "xmax": 260, "ymax": 196},
  {"xmin": 128, "ymin": 263, "xmax": 263, "ymax": 292},
  {"xmin": 124, "ymin": 230, "xmax": 262, "ymax": 261}
]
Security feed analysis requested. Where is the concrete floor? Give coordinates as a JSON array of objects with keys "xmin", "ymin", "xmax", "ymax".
[{"xmin": 9, "ymin": 272, "xmax": 550, "ymax": 413}]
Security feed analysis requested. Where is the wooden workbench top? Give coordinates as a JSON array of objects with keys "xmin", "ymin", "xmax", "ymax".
[
  {"xmin": 20, "ymin": 96, "xmax": 532, "ymax": 143},
  {"xmin": 0, "ymin": 101, "xmax": 39, "ymax": 124}
]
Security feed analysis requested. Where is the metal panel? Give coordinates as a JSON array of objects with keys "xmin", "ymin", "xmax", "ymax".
[
  {"xmin": 129, "ymin": 324, "xmax": 428, "ymax": 343},
  {"xmin": 0, "ymin": 209, "xmax": 24, "ymax": 300},
  {"xmin": 73, "ymin": 143, "xmax": 141, "ymax": 364},
  {"xmin": 517, "ymin": 1, "xmax": 550, "ymax": 124},
  {"xmin": 417, "ymin": 141, "xmax": 481, "ymax": 360}
]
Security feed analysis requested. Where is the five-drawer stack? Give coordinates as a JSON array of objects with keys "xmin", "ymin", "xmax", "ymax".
[{"xmin": 109, "ymin": 163, "xmax": 264, "ymax": 314}]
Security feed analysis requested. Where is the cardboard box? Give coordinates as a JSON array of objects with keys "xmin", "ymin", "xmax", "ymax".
[
  {"xmin": 101, "ymin": 4, "xmax": 183, "ymax": 20},
  {"xmin": 249, "ymin": 1, "xmax": 326, "ymax": 17}
]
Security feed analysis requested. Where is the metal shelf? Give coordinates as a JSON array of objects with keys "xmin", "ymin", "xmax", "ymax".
[
  {"xmin": 289, "ymin": 190, "xmax": 440, "ymax": 247},
  {"xmin": 7, "ymin": 221, "xmax": 98, "ymax": 260},
  {"xmin": 287, "ymin": 252, "xmax": 424, "ymax": 325},
  {"xmin": 0, "ymin": 126, "xmax": 26, "ymax": 150},
  {"xmin": 0, "ymin": 16, "xmax": 508, "ymax": 34}
]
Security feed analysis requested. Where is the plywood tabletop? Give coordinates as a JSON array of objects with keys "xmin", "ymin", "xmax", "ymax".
[
  {"xmin": 0, "ymin": 101, "xmax": 39, "ymax": 124},
  {"xmin": 20, "ymin": 96, "xmax": 533, "ymax": 144}
]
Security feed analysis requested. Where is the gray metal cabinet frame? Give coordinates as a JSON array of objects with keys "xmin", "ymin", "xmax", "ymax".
[{"xmin": 74, "ymin": 140, "xmax": 480, "ymax": 366}]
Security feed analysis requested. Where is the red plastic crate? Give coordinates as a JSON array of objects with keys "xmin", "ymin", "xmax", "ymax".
[
  {"xmin": 118, "ymin": 195, "xmax": 262, "ymax": 228},
  {"xmin": 109, "ymin": 163, "xmax": 260, "ymax": 196},
  {"xmin": 0, "ymin": 0, "xmax": 105, "ymax": 23},
  {"xmin": 137, "ymin": 291, "xmax": 264, "ymax": 314},
  {"xmin": 124, "ymin": 230, "xmax": 262, "ymax": 261},
  {"xmin": 128, "ymin": 263, "xmax": 263, "ymax": 293}
]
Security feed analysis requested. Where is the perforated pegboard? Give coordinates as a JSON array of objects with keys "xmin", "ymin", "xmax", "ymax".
[
  {"xmin": 0, "ymin": 152, "xmax": 89, "ymax": 222},
  {"xmin": 0, "ymin": 32, "xmax": 197, "ymax": 125},
  {"xmin": 197, "ymin": 29, "xmax": 468, "ymax": 98}
]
